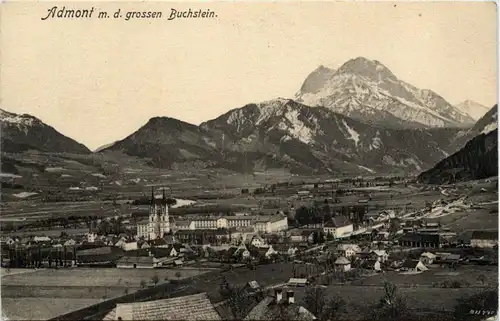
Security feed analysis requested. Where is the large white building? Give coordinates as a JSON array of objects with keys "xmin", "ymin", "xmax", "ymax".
[
  {"xmin": 137, "ymin": 189, "xmax": 171, "ymax": 240},
  {"xmin": 172, "ymin": 214, "xmax": 288, "ymax": 234}
]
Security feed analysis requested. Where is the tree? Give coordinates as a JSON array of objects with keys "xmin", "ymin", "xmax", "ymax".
[
  {"xmin": 477, "ymin": 274, "xmax": 487, "ymax": 285},
  {"xmin": 388, "ymin": 219, "xmax": 401, "ymax": 235},
  {"xmin": 219, "ymin": 279, "xmax": 257, "ymax": 319},
  {"xmin": 295, "ymin": 206, "xmax": 311, "ymax": 226},
  {"xmin": 140, "ymin": 279, "xmax": 146, "ymax": 288},
  {"xmin": 151, "ymin": 274, "xmax": 159, "ymax": 285},
  {"xmin": 304, "ymin": 286, "xmax": 345, "ymax": 320},
  {"xmin": 368, "ymin": 282, "xmax": 411, "ymax": 321},
  {"xmin": 166, "ymin": 198, "xmax": 177, "ymax": 207},
  {"xmin": 175, "ymin": 271, "xmax": 182, "ymax": 280}
]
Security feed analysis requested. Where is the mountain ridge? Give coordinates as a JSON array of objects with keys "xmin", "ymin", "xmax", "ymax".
[
  {"xmin": 418, "ymin": 129, "xmax": 498, "ymax": 184},
  {"xmin": 101, "ymin": 98, "xmax": 462, "ymax": 174}
]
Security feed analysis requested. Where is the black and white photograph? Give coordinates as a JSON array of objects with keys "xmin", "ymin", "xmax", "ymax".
[{"xmin": 0, "ymin": 1, "xmax": 498, "ymax": 320}]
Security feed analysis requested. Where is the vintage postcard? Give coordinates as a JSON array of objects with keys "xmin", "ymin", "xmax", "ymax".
[{"xmin": 0, "ymin": 1, "xmax": 498, "ymax": 321}]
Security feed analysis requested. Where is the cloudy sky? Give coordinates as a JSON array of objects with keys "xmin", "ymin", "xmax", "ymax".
[{"xmin": 1, "ymin": 1, "xmax": 497, "ymax": 150}]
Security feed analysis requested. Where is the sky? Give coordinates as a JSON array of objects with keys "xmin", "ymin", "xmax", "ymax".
[{"xmin": 1, "ymin": 1, "xmax": 497, "ymax": 150}]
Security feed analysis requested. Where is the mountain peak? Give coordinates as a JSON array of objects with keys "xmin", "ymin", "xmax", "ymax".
[
  {"xmin": 295, "ymin": 56, "xmax": 475, "ymax": 128},
  {"xmin": 258, "ymin": 97, "xmax": 295, "ymax": 108},
  {"xmin": 1, "ymin": 108, "xmax": 90, "ymax": 154},
  {"xmin": 336, "ymin": 56, "xmax": 396, "ymax": 80},
  {"xmin": 0, "ymin": 108, "xmax": 37, "ymax": 126},
  {"xmin": 455, "ymin": 100, "xmax": 491, "ymax": 121},
  {"xmin": 144, "ymin": 116, "xmax": 199, "ymax": 133},
  {"xmin": 299, "ymin": 66, "xmax": 336, "ymax": 95}
]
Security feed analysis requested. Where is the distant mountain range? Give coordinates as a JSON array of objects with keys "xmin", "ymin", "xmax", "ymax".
[
  {"xmin": 103, "ymin": 98, "xmax": 460, "ymax": 174},
  {"xmin": 455, "ymin": 100, "xmax": 491, "ymax": 121},
  {"xmin": 295, "ymin": 57, "xmax": 475, "ymax": 128},
  {"xmin": 2, "ymin": 57, "xmax": 497, "ymax": 178},
  {"xmin": 0, "ymin": 109, "xmax": 90, "ymax": 154}
]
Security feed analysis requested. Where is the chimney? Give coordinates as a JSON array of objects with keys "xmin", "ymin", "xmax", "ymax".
[
  {"xmin": 287, "ymin": 290, "xmax": 295, "ymax": 304},
  {"xmin": 275, "ymin": 288, "xmax": 283, "ymax": 302}
]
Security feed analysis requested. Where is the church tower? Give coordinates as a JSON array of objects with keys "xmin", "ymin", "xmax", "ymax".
[{"xmin": 148, "ymin": 187, "xmax": 170, "ymax": 240}]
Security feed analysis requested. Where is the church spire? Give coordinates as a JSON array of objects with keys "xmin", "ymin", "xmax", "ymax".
[
  {"xmin": 162, "ymin": 187, "xmax": 167, "ymax": 205},
  {"xmin": 151, "ymin": 186, "xmax": 154, "ymax": 205}
]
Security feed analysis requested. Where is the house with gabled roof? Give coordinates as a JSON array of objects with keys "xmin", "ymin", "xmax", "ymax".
[
  {"xmin": 250, "ymin": 235, "xmax": 268, "ymax": 248},
  {"xmin": 400, "ymin": 259, "xmax": 428, "ymax": 272},
  {"xmin": 371, "ymin": 250, "xmax": 389, "ymax": 263},
  {"xmin": 323, "ymin": 216, "xmax": 353, "ymax": 239},
  {"xmin": 420, "ymin": 252, "xmax": 437, "ymax": 265},
  {"xmin": 233, "ymin": 243, "xmax": 251, "ymax": 260},
  {"xmin": 63, "ymin": 239, "xmax": 77, "ymax": 247},
  {"xmin": 334, "ymin": 256, "xmax": 351, "ymax": 271},
  {"xmin": 337, "ymin": 244, "xmax": 361, "ymax": 258}
]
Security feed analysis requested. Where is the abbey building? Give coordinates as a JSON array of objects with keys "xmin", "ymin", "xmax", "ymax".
[{"xmin": 136, "ymin": 189, "xmax": 171, "ymax": 240}]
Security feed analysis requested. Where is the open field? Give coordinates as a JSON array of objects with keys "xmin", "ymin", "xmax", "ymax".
[
  {"xmin": 3, "ymin": 228, "xmax": 91, "ymax": 237},
  {"xmin": 2, "ymin": 297, "xmax": 103, "ymax": 321},
  {"xmin": 351, "ymin": 265, "xmax": 498, "ymax": 287},
  {"xmin": 1, "ymin": 266, "xmax": 217, "ymax": 320},
  {"xmin": 289, "ymin": 285, "xmax": 491, "ymax": 319},
  {"xmin": 1, "ymin": 267, "xmax": 215, "ymax": 288}
]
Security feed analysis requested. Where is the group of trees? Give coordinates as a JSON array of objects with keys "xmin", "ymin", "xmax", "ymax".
[
  {"xmin": 132, "ymin": 197, "xmax": 177, "ymax": 206},
  {"xmin": 219, "ymin": 277, "xmax": 262, "ymax": 319},
  {"xmin": 292, "ymin": 203, "xmax": 366, "ymax": 227},
  {"xmin": 2, "ymin": 214, "xmax": 102, "ymax": 233},
  {"xmin": 95, "ymin": 217, "xmax": 129, "ymax": 236},
  {"xmin": 304, "ymin": 286, "xmax": 345, "ymax": 320},
  {"xmin": 6, "ymin": 246, "xmax": 77, "ymax": 268}
]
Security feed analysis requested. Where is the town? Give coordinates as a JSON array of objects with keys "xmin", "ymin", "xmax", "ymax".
[{"xmin": 1, "ymin": 175, "xmax": 498, "ymax": 321}]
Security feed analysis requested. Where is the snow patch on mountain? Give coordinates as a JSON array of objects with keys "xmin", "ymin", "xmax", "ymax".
[
  {"xmin": 341, "ymin": 119, "xmax": 360, "ymax": 145},
  {"xmin": 481, "ymin": 122, "xmax": 497, "ymax": 135},
  {"xmin": 370, "ymin": 131, "xmax": 382, "ymax": 150},
  {"xmin": 0, "ymin": 109, "xmax": 37, "ymax": 134},
  {"xmin": 358, "ymin": 165, "xmax": 375, "ymax": 173},
  {"xmin": 277, "ymin": 109, "xmax": 313, "ymax": 144}
]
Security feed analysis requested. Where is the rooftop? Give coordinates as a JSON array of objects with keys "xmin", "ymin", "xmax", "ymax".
[
  {"xmin": 324, "ymin": 216, "xmax": 352, "ymax": 228},
  {"xmin": 102, "ymin": 292, "xmax": 221, "ymax": 321},
  {"xmin": 244, "ymin": 292, "xmax": 316, "ymax": 321}
]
